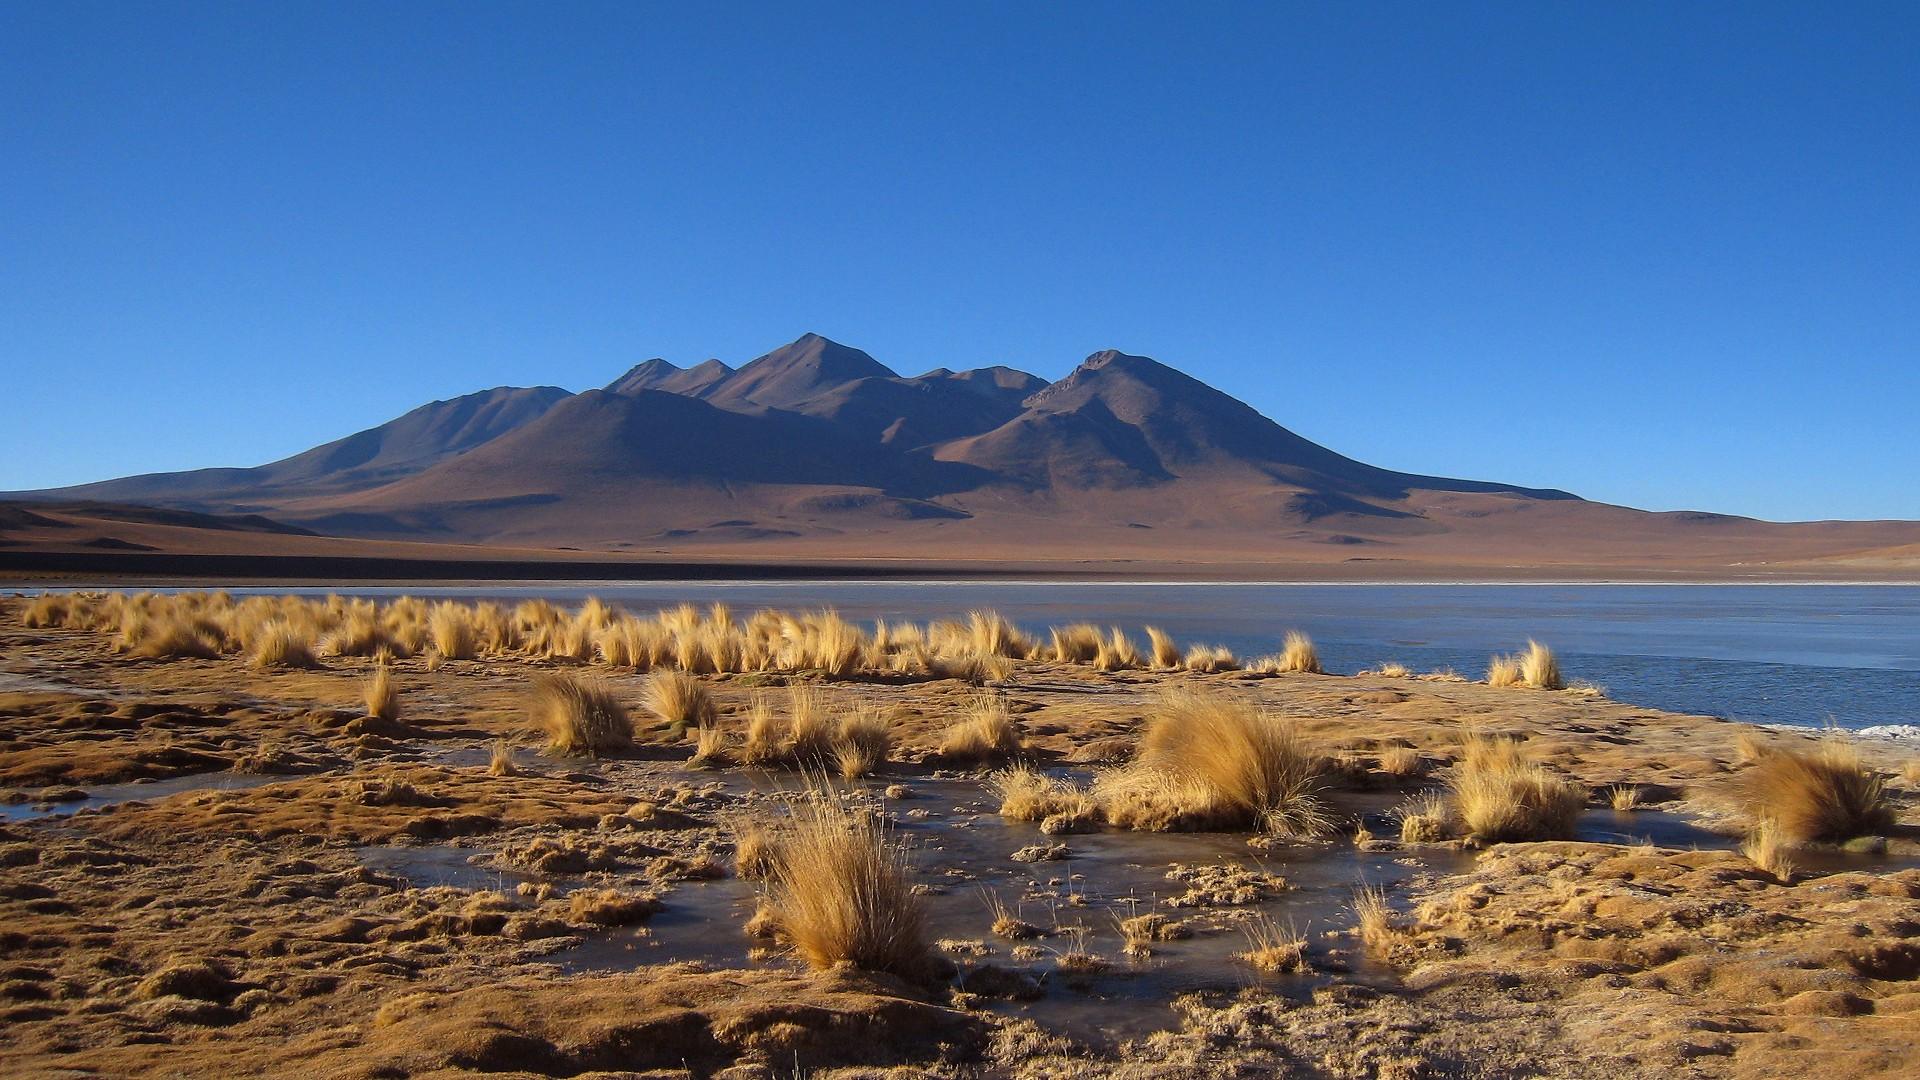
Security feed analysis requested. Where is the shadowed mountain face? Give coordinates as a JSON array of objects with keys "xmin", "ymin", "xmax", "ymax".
[{"xmin": 12, "ymin": 333, "xmax": 1661, "ymax": 554}]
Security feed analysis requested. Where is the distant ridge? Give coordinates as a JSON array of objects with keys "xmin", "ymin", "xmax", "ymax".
[{"xmin": 9, "ymin": 332, "xmax": 1917, "ymax": 575}]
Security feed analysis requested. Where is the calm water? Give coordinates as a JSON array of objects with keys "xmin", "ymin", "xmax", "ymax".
[{"xmin": 36, "ymin": 583, "xmax": 1920, "ymax": 729}]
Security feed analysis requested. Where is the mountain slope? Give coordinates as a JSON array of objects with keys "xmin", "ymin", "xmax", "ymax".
[{"xmin": 24, "ymin": 385, "xmax": 573, "ymax": 509}]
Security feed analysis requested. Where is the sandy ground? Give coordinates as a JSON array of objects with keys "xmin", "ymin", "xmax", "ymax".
[{"xmin": 3, "ymin": 609, "xmax": 1918, "ymax": 1078}]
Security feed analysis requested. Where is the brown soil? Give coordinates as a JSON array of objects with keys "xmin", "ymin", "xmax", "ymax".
[{"xmin": 2, "ymin": 611, "xmax": 1917, "ymax": 1078}]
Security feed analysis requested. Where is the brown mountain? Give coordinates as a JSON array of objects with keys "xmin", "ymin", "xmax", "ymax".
[{"xmin": 9, "ymin": 333, "xmax": 1918, "ymax": 578}]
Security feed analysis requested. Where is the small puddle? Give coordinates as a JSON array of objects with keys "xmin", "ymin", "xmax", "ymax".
[
  {"xmin": 0, "ymin": 771, "xmax": 280, "ymax": 822},
  {"xmin": 356, "ymin": 844, "xmax": 530, "ymax": 892}
]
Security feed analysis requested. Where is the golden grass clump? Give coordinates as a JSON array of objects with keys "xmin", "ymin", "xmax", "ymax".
[
  {"xmin": 1607, "ymin": 785, "xmax": 1642, "ymax": 811},
  {"xmin": 689, "ymin": 722, "xmax": 732, "ymax": 768},
  {"xmin": 532, "ymin": 672, "xmax": 632, "ymax": 757},
  {"xmin": 991, "ymin": 767, "xmax": 1101, "ymax": 824},
  {"xmin": 1448, "ymin": 733, "xmax": 1585, "ymax": 842},
  {"xmin": 642, "ymin": 668, "xmax": 715, "ymax": 738},
  {"xmin": 732, "ymin": 818, "xmax": 779, "ymax": 879},
  {"xmin": 1397, "ymin": 791, "xmax": 1450, "ymax": 843},
  {"xmin": 937, "ymin": 694, "xmax": 1023, "ymax": 762},
  {"xmin": 1049, "ymin": 624, "xmax": 1104, "ymax": 664},
  {"xmin": 1372, "ymin": 661, "xmax": 1412, "ymax": 678},
  {"xmin": 1183, "ymin": 644, "xmax": 1239, "ymax": 673},
  {"xmin": 124, "ymin": 613, "xmax": 225, "ymax": 660},
  {"xmin": 1236, "ymin": 915, "xmax": 1309, "ymax": 973},
  {"xmin": 1273, "ymin": 631, "xmax": 1323, "ymax": 674},
  {"xmin": 832, "ymin": 708, "xmax": 891, "ymax": 779},
  {"xmin": 363, "ymin": 663, "xmax": 399, "ymax": 722},
  {"xmin": 1353, "ymin": 885, "xmax": 1398, "ymax": 955},
  {"xmin": 786, "ymin": 685, "xmax": 835, "ymax": 763},
  {"xmin": 487, "ymin": 738, "xmax": 517, "ymax": 777},
  {"xmin": 1097, "ymin": 687, "xmax": 1326, "ymax": 835},
  {"xmin": 1741, "ymin": 817, "xmax": 1795, "ymax": 881},
  {"xmin": 248, "ymin": 620, "xmax": 319, "ymax": 670},
  {"xmin": 1519, "ymin": 640, "xmax": 1564, "ymax": 690},
  {"xmin": 1486, "ymin": 653, "xmax": 1523, "ymax": 687},
  {"xmin": 763, "ymin": 796, "xmax": 929, "ymax": 978},
  {"xmin": 1376, "ymin": 746, "xmax": 1423, "ymax": 779},
  {"xmin": 1094, "ymin": 627, "xmax": 1142, "ymax": 671},
  {"xmin": 428, "ymin": 602, "xmax": 478, "ymax": 660},
  {"xmin": 739, "ymin": 693, "xmax": 785, "ymax": 767},
  {"xmin": 1144, "ymin": 626, "xmax": 1181, "ymax": 670},
  {"xmin": 1741, "ymin": 735, "xmax": 1892, "ymax": 843}
]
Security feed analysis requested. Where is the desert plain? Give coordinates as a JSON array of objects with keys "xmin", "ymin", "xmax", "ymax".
[{"xmin": 1, "ymin": 591, "xmax": 1917, "ymax": 1080}]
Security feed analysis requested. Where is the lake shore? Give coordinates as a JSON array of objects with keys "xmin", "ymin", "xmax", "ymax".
[{"xmin": 3, "ymin": 598, "xmax": 1918, "ymax": 1078}]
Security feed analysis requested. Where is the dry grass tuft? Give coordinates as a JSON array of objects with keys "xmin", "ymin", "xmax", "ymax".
[
  {"xmin": 731, "ymin": 818, "xmax": 779, "ymax": 879},
  {"xmin": 763, "ymin": 795, "xmax": 929, "ymax": 977},
  {"xmin": 938, "ymin": 694, "xmax": 1023, "ymax": 762},
  {"xmin": 1607, "ymin": 785, "xmax": 1642, "ymax": 811},
  {"xmin": 429, "ymin": 602, "xmax": 478, "ymax": 660},
  {"xmin": 1377, "ymin": 746, "xmax": 1422, "ymax": 779},
  {"xmin": 1353, "ymin": 885, "xmax": 1397, "ymax": 954},
  {"xmin": 1236, "ymin": 914, "xmax": 1309, "ymax": 973},
  {"xmin": 249, "ymin": 621, "xmax": 318, "ymax": 670},
  {"xmin": 689, "ymin": 722, "xmax": 732, "ymax": 768},
  {"xmin": 739, "ymin": 693, "xmax": 785, "ymax": 767},
  {"xmin": 642, "ymin": 669, "xmax": 715, "ymax": 738},
  {"xmin": 1449, "ymin": 733, "xmax": 1584, "ymax": 841},
  {"xmin": 990, "ymin": 767, "xmax": 1100, "ymax": 824},
  {"xmin": 1741, "ymin": 817, "xmax": 1796, "ymax": 881},
  {"xmin": 787, "ymin": 685, "xmax": 835, "ymax": 764},
  {"xmin": 1144, "ymin": 626, "xmax": 1182, "ymax": 670},
  {"xmin": 1520, "ymin": 640, "xmax": 1564, "ymax": 690},
  {"xmin": 1273, "ymin": 631, "xmax": 1323, "ymax": 674},
  {"xmin": 532, "ymin": 672, "xmax": 632, "ymax": 757},
  {"xmin": 1372, "ymin": 661, "xmax": 1412, "ymax": 678},
  {"xmin": 487, "ymin": 738, "xmax": 517, "ymax": 777},
  {"xmin": 1097, "ymin": 687, "xmax": 1326, "ymax": 835},
  {"xmin": 1903, "ymin": 758, "xmax": 1920, "ymax": 787},
  {"xmin": 1486, "ymin": 653, "xmax": 1524, "ymax": 687},
  {"xmin": 1398, "ymin": 791, "xmax": 1450, "ymax": 843},
  {"xmin": 832, "ymin": 708, "xmax": 891, "ymax": 779},
  {"xmin": 363, "ymin": 663, "xmax": 399, "ymax": 722},
  {"xmin": 1182, "ymin": 644, "xmax": 1239, "ymax": 673},
  {"xmin": 1742, "ymin": 735, "xmax": 1892, "ymax": 843}
]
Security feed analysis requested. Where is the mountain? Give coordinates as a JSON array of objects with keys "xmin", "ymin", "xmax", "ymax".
[
  {"xmin": 37, "ymin": 385, "xmax": 573, "ymax": 509},
  {"xmin": 10, "ymin": 333, "xmax": 1918, "ymax": 577},
  {"xmin": 604, "ymin": 358, "xmax": 735, "ymax": 397}
]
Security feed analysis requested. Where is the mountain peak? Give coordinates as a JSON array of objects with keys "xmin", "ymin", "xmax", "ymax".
[
  {"xmin": 608, "ymin": 357, "xmax": 733, "ymax": 398},
  {"xmin": 703, "ymin": 333, "xmax": 897, "ymax": 409}
]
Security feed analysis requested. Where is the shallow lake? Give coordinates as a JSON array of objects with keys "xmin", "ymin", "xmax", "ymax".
[{"xmin": 34, "ymin": 582, "xmax": 1920, "ymax": 729}]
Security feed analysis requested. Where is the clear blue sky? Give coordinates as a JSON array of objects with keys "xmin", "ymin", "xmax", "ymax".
[{"xmin": 4, "ymin": 2, "xmax": 1915, "ymax": 521}]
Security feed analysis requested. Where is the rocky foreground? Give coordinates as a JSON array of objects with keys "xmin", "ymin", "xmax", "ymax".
[{"xmin": 2, "ymin": 598, "xmax": 1917, "ymax": 1079}]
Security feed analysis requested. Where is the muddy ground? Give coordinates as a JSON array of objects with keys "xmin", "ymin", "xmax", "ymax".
[{"xmin": 2, "ymin": 608, "xmax": 1918, "ymax": 1078}]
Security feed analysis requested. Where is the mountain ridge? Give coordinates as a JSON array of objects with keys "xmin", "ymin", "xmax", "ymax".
[{"xmin": 10, "ymin": 332, "xmax": 1914, "ymax": 575}]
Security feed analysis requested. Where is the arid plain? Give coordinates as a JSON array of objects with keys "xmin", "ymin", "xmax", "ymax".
[{"xmin": 2, "ymin": 592, "xmax": 1917, "ymax": 1079}]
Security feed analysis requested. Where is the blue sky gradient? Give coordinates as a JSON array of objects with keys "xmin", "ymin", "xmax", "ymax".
[{"xmin": 3, "ymin": 2, "xmax": 1915, "ymax": 521}]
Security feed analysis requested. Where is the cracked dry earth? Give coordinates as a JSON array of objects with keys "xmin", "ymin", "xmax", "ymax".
[{"xmin": 3, "ymin": 609, "xmax": 1919, "ymax": 1078}]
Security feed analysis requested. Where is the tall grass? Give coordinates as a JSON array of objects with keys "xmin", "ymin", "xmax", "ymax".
[
  {"xmin": 642, "ymin": 669, "xmax": 715, "ymax": 738},
  {"xmin": 1742, "ymin": 735, "xmax": 1891, "ymax": 843},
  {"xmin": 1448, "ymin": 733, "xmax": 1584, "ymax": 841},
  {"xmin": 938, "ymin": 694, "xmax": 1023, "ymax": 762},
  {"xmin": 429, "ymin": 602, "xmax": 478, "ymax": 660},
  {"xmin": 1097, "ymin": 687, "xmax": 1326, "ymax": 834},
  {"xmin": 363, "ymin": 662, "xmax": 399, "ymax": 722},
  {"xmin": 1274, "ymin": 631, "xmax": 1323, "ymax": 674},
  {"xmin": 1144, "ymin": 626, "xmax": 1181, "ymax": 670},
  {"xmin": 832, "ymin": 708, "xmax": 891, "ymax": 779},
  {"xmin": 248, "ymin": 620, "xmax": 318, "ymax": 670},
  {"xmin": 533, "ymin": 672, "xmax": 632, "ymax": 756},
  {"xmin": 764, "ymin": 796, "xmax": 928, "ymax": 977}
]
